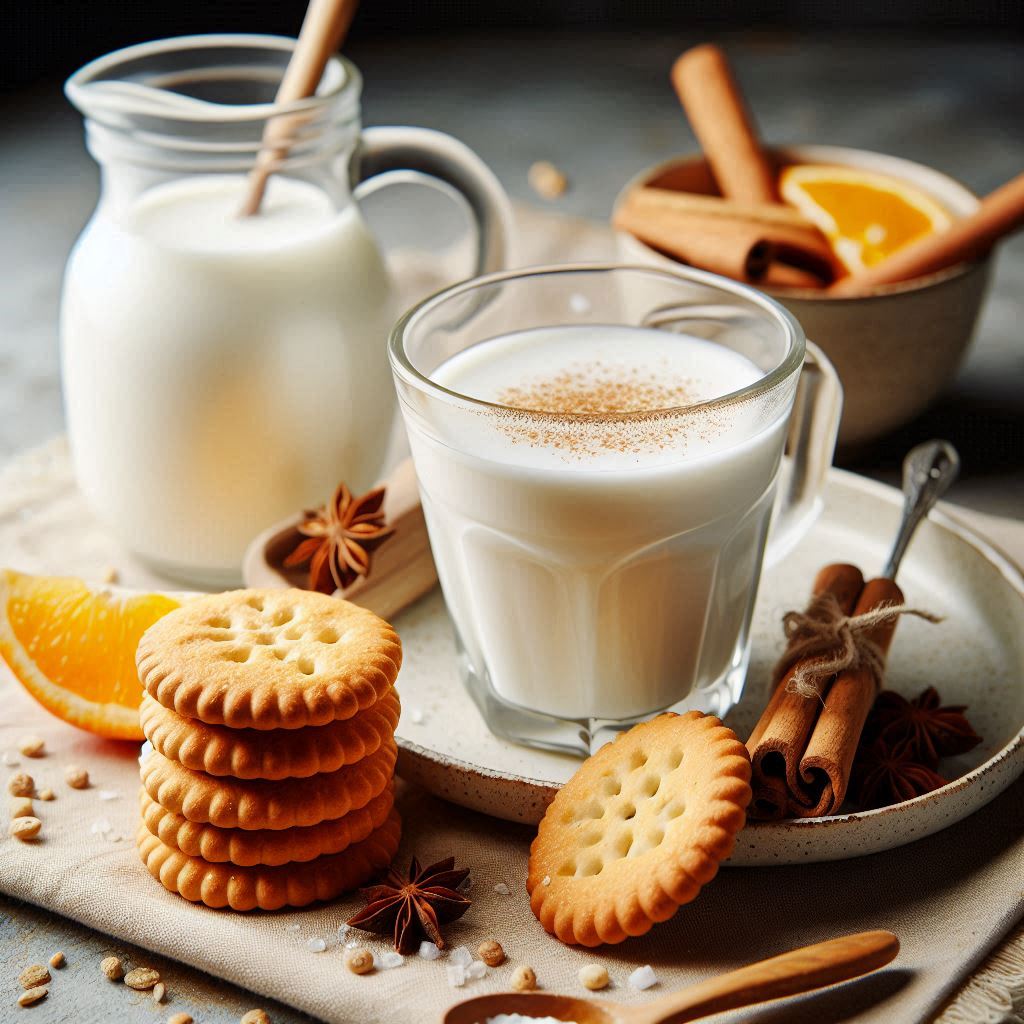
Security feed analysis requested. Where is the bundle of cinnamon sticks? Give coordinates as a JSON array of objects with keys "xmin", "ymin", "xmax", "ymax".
[
  {"xmin": 614, "ymin": 43, "xmax": 1024, "ymax": 294},
  {"xmin": 746, "ymin": 563, "xmax": 905, "ymax": 820}
]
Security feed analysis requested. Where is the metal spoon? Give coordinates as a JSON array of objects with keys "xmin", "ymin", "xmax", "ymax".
[
  {"xmin": 442, "ymin": 930, "xmax": 898, "ymax": 1024},
  {"xmin": 882, "ymin": 439, "xmax": 960, "ymax": 580}
]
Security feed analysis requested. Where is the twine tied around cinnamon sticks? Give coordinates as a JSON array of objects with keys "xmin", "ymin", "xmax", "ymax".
[
  {"xmin": 746, "ymin": 563, "xmax": 944, "ymax": 820},
  {"xmin": 773, "ymin": 592, "xmax": 943, "ymax": 700}
]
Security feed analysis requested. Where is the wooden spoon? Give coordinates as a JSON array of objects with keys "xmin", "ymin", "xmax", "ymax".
[
  {"xmin": 443, "ymin": 930, "xmax": 898, "ymax": 1024},
  {"xmin": 239, "ymin": 0, "xmax": 359, "ymax": 216}
]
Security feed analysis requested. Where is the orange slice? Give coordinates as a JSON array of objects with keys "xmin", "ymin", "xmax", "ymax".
[
  {"xmin": 779, "ymin": 164, "xmax": 953, "ymax": 274},
  {"xmin": 0, "ymin": 570, "xmax": 181, "ymax": 740}
]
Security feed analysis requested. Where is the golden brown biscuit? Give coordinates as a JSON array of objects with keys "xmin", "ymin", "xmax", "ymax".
[
  {"xmin": 136, "ymin": 811, "xmax": 401, "ymax": 910},
  {"xmin": 139, "ymin": 689, "xmax": 400, "ymax": 780},
  {"xmin": 137, "ymin": 589, "xmax": 401, "ymax": 730},
  {"xmin": 140, "ymin": 742, "xmax": 396, "ymax": 830},
  {"xmin": 139, "ymin": 785, "xmax": 394, "ymax": 866},
  {"xmin": 527, "ymin": 712, "xmax": 751, "ymax": 946}
]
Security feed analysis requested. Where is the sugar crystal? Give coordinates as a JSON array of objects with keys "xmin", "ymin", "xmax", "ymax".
[
  {"xmin": 628, "ymin": 964, "xmax": 658, "ymax": 991},
  {"xmin": 493, "ymin": 882, "xmax": 510, "ymax": 895},
  {"xmin": 418, "ymin": 941, "xmax": 442, "ymax": 960},
  {"xmin": 379, "ymin": 951, "xmax": 405, "ymax": 970},
  {"xmin": 307, "ymin": 937, "xmax": 327, "ymax": 953},
  {"xmin": 446, "ymin": 964, "xmax": 467, "ymax": 988},
  {"xmin": 450, "ymin": 946, "xmax": 473, "ymax": 968}
]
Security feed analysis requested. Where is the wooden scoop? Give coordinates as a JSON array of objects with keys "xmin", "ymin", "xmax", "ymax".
[{"xmin": 443, "ymin": 930, "xmax": 898, "ymax": 1024}]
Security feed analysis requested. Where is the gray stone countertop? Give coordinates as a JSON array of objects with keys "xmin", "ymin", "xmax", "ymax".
[{"xmin": 0, "ymin": 28, "xmax": 1021, "ymax": 1024}]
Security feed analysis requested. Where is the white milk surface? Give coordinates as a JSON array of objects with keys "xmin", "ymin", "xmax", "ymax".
[
  {"xmin": 61, "ymin": 175, "xmax": 395, "ymax": 577},
  {"xmin": 407, "ymin": 325, "xmax": 791, "ymax": 720}
]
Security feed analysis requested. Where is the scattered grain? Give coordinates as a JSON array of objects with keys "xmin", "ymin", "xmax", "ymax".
[
  {"xmin": 37, "ymin": 789, "xmax": 55, "ymax": 801},
  {"xmin": 8, "ymin": 772, "xmax": 33, "ymax": 797},
  {"xmin": 65, "ymin": 765, "xmax": 90, "ymax": 789},
  {"xmin": 101, "ymin": 566, "xmax": 120, "ymax": 584},
  {"xmin": 528, "ymin": 160, "xmax": 569, "ymax": 200},
  {"xmin": 17, "ymin": 986, "xmax": 48, "ymax": 1007},
  {"xmin": 48, "ymin": 953, "xmax": 65, "ymax": 970},
  {"xmin": 168, "ymin": 1014, "xmax": 193, "ymax": 1024},
  {"xmin": 510, "ymin": 965, "xmax": 538, "ymax": 992},
  {"xmin": 100, "ymin": 955, "xmax": 124, "ymax": 981},
  {"xmin": 241, "ymin": 1011, "xmax": 271, "ymax": 1023},
  {"xmin": 18, "ymin": 965, "xmax": 50, "ymax": 989},
  {"xmin": 124, "ymin": 967, "xmax": 161, "ymax": 990},
  {"xmin": 9, "ymin": 816, "xmax": 41, "ymax": 841},
  {"xmin": 153, "ymin": 982, "xmax": 166, "ymax": 1003},
  {"xmin": 477, "ymin": 939, "xmax": 506, "ymax": 967},
  {"xmin": 579, "ymin": 964, "xmax": 610, "ymax": 991},
  {"xmin": 17, "ymin": 737, "xmax": 44, "ymax": 758},
  {"xmin": 10, "ymin": 796, "xmax": 33, "ymax": 819},
  {"xmin": 345, "ymin": 947, "xmax": 374, "ymax": 975}
]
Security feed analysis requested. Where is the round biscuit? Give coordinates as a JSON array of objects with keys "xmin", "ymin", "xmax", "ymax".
[
  {"xmin": 140, "ymin": 742, "xmax": 396, "ymax": 831},
  {"xmin": 527, "ymin": 711, "xmax": 751, "ymax": 946},
  {"xmin": 140, "ymin": 689, "xmax": 400, "ymax": 779},
  {"xmin": 136, "ymin": 589, "xmax": 401, "ymax": 729},
  {"xmin": 136, "ymin": 810, "xmax": 402, "ymax": 910},
  {"xmin": 139, "ymin": 784, "xmax": 394, "ymax": 866}
]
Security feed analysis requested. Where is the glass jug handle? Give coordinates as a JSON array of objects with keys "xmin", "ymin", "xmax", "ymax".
[
  {"xmin": 354, "ymin": 125, "xmax": 515, "ymax": 278},
  {"xmin": 765, "ymin": 340, "xmax": 843, "ymax": 566}
]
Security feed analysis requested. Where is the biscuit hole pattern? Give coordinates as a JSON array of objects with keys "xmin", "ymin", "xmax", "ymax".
[
  {"xmin": 246, "ymin": 596, "xmax": 265, "ymax": 611},
  {"xmin": 661, "ymin": 800, "xmax": 686, "ymax": 820},
  {"xmin": 283, "ymin": 626, "xmax": 306, "ymax": 642},
  {"xmin": 620, "ymin": 803, "xmax": 636, "ymax": 821},
  {"xmin": 557, "ymin": 859, "xmax": 576, "ymax": 877},
  {"xmin": 224, "ymin": 647, "xmax": 253, "ymax": 663},
  {"xmin": 630, "ymin": 826, "xmax": 665, "ymax": 857},
  {"xmin": 572, "ymin": 800, "xmax": 604, "ymax": 822},
  {"xmin": 272, "ymin": 607, "xmax": 296, "ymax": 626},
  {"xmin": 641, "ymin": 774, "xmax": 661, "ymax": 798},
  {"xmin": 317, "ymin": 628, "xmax": 340, "ymax": 644},
  {"xmin": 576, "ymin": 856, "xmax": 603, "ymax": 878},
  {"xmin": 629, "ymin": 749, "xmax": 648, "ymax": 770},
  {"xmin": 601, "ymin": 776, "xmax": 622, "ymax": 798},
  {"xmin": 272, "ymin": 648, "xmax": 287, "ymax": 661},
  {"xmin": 205, "ymin": 616, "xmax": 231, "ymax": 629},
  {"xmin": 666, "ymin": 749, "xmax": 684, "ymax": 771},
  {"xmin": 295, "ymin": 656, "xmax": 316, "ymax": 676},
  {"xmin": 579, "ymin": 829, "xmax": 603, "ymax": 848},
  {"xmin": 252, "ymin": 633, "xmax": 273, "ymax": 645},
  {"xmin": 612, "ymin": 832, "xmax": 634, "ymax": 858}
]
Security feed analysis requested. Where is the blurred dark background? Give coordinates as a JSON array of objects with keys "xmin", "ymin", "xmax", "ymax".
[{"xmin": 5, "ymin": 0, "xmax": 1024, "ymax": 90}]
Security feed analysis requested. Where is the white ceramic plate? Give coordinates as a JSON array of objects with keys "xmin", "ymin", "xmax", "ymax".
[{"xmin": 392, "ymin": 468, "xmax": 1024, "ymax": 865}]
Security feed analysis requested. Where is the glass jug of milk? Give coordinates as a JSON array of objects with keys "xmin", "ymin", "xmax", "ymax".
[{"xmin": 62, "ymin": 35, "xmax": 512, "ymax": 586}]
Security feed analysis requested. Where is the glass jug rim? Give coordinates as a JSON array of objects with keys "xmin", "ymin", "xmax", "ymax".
[
  {"xmin": 389, "ymin": 262, "xmax": 807, "ymax": 423},
  {"xmin": 65, "ymin": 33, "xmax": 358, "ymax": 125}
]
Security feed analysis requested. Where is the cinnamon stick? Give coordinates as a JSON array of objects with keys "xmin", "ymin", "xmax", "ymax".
[
  {"xmin": 830, "ymin": 171, "xmax": 1024, "ymax": 295},
  {"xmin": 794, "ymin": 577, "xmax": 904, "ymax": 816},
  {"xmin": 671, "ymin": 44, "xmax": 778, "ymax": 204},
  {"xmin": 627, "ymin": 187, "xmax": 815, "ymax": 230},
  {"xmin": 614, "ymin": 203, "xmax": 774, "ymax": 281},
  {"xmin": 614, "ymin": 199, "xmax": 840, "ymax": 285},
  {"xmin": 747, "ymin": 564, "xmax": 865, "ymax": 821}
]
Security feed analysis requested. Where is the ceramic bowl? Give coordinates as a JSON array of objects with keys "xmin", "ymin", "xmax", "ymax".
[{"xmin": 613, "ymin": 145, "xmax": 993, "ymax": 448}]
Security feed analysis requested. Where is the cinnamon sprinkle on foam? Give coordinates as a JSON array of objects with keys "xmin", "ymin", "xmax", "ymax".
[{"xmin": 489, "ymin": 363, "xmax": 721, "ymax": 458}]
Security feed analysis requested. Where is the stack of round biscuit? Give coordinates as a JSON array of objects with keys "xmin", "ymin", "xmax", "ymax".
[{"xmin": 133, "ymin": 588, "xmax": 403, "ymax": 911}]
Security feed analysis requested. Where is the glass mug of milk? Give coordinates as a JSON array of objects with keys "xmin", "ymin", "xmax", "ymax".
[
  {"xmin": 62, "ymin": 35, "xmax": 512, "ymax": 586},
  {"xmin": 391, "ymin": 264, "xmax": 841, "ymax": 755}
]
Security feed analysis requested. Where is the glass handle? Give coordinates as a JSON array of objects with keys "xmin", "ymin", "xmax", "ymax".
[
  {"xmin": 354, "ymin": 125, "xmax": 515, "ymax": 278},
  {"xmin": 765, "ymin": 340, "xmax": 843, "ymax": 566}
]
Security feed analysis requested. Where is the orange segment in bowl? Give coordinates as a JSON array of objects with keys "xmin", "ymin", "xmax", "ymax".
[
  {"xmin": 779, "ymin": 164, "xmax": 953, "ymax": 274},
  {"xmin": 0, "ymin": 570, "xmax": 181, "ymax": 740}
]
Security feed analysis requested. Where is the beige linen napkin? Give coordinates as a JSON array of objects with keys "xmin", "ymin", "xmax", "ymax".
[{"xmin": 1, "ymin": 437, "xmax": 1022, "ymax": 1024}]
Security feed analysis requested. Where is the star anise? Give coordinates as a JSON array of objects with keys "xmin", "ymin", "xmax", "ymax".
[
  {"xmin": 347, "ymin": 856, "xmax": 471, "ymax": 954},
  {"xmin": 849, "ymin": 737, "xmax": 948, "ymax": 810},
  {"xmin": 283, "ymin": 482, "xmax": 393, "ymax": 595},
  {"xmin": 866, "ymin": 687, "xmax": 981, "ymax": 768}
]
